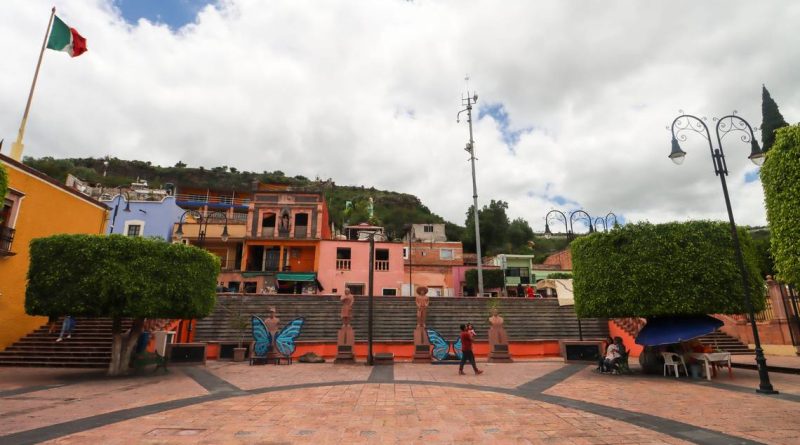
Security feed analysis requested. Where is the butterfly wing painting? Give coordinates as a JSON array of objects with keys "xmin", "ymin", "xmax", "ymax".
[
  {"xmin": 453, "ymin": 336, "xmax": 463, "ymax": 360},
  {"xmin": 275, "ymin": 317, "xmax": 305, "ymax": 357},
  {"xmin": 251, "ymin": 316, "xmax": 272, "ymax": 357},
  {"xmin": 426, "ymin": 328, "xmax": 451, "ymax": 361}
]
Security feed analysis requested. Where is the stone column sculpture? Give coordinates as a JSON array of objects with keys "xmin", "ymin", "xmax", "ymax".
[
  {"xmin": 265, "ymin": 307, "xmax": 281, "ymax": 361},
  {"xmin": 335, "ymin": 289, "xmax": 356, "ymax": 363},
  {"xmin": 488, "ymin": 308, "xmax": 513, "ymax": 362},
  {"xmin": 412, "ymin": 286, "xmax": 432, "ymax": 363}
]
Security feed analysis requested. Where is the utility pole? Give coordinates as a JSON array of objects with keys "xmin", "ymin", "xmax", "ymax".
[{"xmin": 458, "ymin": 88, "xmax": 483, "ymax": 297}]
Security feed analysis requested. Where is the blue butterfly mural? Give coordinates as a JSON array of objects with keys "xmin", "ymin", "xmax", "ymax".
[
  {"xmin": 426, "ymin": 327, "xmax": 463, "ymax": 361},
  {"xmin": 251, "ymin": 316, "xmax": 305, "ymax": 358}
]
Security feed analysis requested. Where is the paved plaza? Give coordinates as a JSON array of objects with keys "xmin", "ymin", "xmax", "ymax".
[{"xmin": 1, "ymin": 359, "xmax": 800, "ymax": 445}]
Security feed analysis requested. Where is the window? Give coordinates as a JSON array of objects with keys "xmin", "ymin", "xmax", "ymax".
[
  {"xmin": 375, "ymin": 248, "xmax": 389, "ymax": 271},
  {"xmin": 336, "ymin": 247, "xmax": 351, "ymax": 270},
  {"xmin": 346, "ymin": 283, "xmax": 365, "ymax": 296},
  {"xmin": 261, "ymin": 213, "xmax": 276, "ymax": 229},
  {"xmin": 402, "ymin": 247, "xmax": 409, "ymax": 259},
  {"xmin": 423, "ymin": 225, "xmax": 434, "ymax": 233},
  {"xmin": 382, "ymin": 288, "xmax": 397, "ymax": 296},
  {"xmin": 123, "ymin": 220, "xmax": 145, "ymax": 237},
  {"xmin": 0, "ymin": 194, "xmax": 22, "ymax": 255},
  {"xmin": 294, "ymin": 213, "xmax": 309, "ymax": 226},
  {"xmin": 440, "ymin": 249, "xmax": 454, "ymax": 260}
]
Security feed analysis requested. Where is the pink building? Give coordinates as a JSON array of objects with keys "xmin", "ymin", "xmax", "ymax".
[{"xmin": 317, "ymin": 239, "xmax": 405, "ymax": 296}]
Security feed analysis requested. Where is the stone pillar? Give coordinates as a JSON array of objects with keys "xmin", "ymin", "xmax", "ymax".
[{"xmin": 487, "ymin": 309, "xmax": 512, "ymax": 362}]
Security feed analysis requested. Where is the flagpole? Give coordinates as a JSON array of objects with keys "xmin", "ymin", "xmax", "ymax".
[{"xmin": 10, "ymin": 7, "xmax": 56, "ymax": 161}]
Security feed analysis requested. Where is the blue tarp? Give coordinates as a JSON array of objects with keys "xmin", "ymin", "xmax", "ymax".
[{"xmin": 634, "ymin": 315, "xmax": 723, "ymax": 346}]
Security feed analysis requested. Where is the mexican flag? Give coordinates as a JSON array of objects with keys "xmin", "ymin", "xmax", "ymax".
[{"xmin": 46, "ymin": 16, "xmax": 87, "ymax": 57}]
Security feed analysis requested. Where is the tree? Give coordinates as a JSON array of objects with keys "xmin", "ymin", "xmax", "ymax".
[
  {"xmin": 465, "ymin": 268, "xmax": 505, "ymax": 291},
  {"xmin": 571, "ymin": 221, "xmax": 764, "ymax": 318},
  {"xmin": 174, "ymin": 161, "xmax": 187, "ymax": 168},
  {"xmin": 507, "ymin": 217, "xmax": 535, "ymax": 253},
  {"xmin": 761, "ymin": 85, "xmax": 789, "ymax": 151},
  {"xmin": 25, "ymin": 235, "xmax": 219, "ymax": 376},
  {"xmin": 463, "ymin": 200, "xmax": 510, "ymax": 255},
  {"xmin": 761, "ymin": 125, "xmax": 800, "ymax": 285}
]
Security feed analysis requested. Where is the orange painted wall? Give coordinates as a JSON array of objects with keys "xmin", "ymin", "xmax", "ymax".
[
  {"xmin": 205, "ymin": 340, "xmax": 562, "ymax": 360},
  {"xmin": 608, "ymin": 321, "xmax": 643, "ymax": 358},
  {"xmin": 0, "ymin": 157, "xmax": 108, "ymax": 349}
]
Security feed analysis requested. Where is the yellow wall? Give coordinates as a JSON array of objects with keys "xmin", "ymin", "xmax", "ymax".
[{"xmin": 0, "ymin": 159, "xmax": 108, "ymax": 349}]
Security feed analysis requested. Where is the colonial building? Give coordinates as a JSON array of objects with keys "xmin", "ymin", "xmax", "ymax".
[
  {"xmin": 404, "ymin": 223, "xmax": 464, "ymax": 296},
  {"xmin": 0, "ymin": 154, "xmax": 109, "ymax": 349},
  {"xmin": 317, "ymin": 238, "xmax": 405, "ymax": 296}
]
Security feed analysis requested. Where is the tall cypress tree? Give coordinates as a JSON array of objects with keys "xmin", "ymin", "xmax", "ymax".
[{"xmin": 761, "ymin": 85, "xmax": 789, "ymax": 151}]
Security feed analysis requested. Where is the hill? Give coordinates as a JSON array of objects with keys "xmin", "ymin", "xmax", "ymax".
[{"xmin": 22, "ymin": 156, "xmax": 459, "ymax": 241}]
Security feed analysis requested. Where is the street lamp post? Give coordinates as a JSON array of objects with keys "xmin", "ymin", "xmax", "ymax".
[
  {"xmin": 544, "ymin": 209, "xmax": 569, "ymax": 240},
  {"xmin": 669, "ymin": 112, "xmax": 775, "ymax": 394},
  {"xmin": 569, "ymin": 210, "xmax": 594, "ymax": 238},
  {"xmin": 175, "ymin": 210, "xmax": 230, "ymax": 248},
  {"xmin": 109, "ymin": 187, "xmax": 131, "ymax": 234},
  {"xmin": 594, "ymin": 212, "xmax": 619, "ymax": 233},
  {"xmin": 458, "ymin": 91, "xmax": 484, "ymax": 297}
]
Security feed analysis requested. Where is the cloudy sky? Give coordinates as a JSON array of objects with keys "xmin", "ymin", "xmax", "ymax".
[{"xmin": 1, "ymin": 0, "xmax": 798, "ymax": 231}]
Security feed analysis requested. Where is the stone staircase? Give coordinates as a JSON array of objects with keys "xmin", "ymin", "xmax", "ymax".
[
  {"xmin": 698, "ymin": 330, "xmax": 753, "ymax": 355},
  {"xmin": 0, "ymin": 318, "xmax": 132, "ymax": 368},
  {"xmin": 194, "ymin": 295, "xmax": 608, "ymax": 343}
]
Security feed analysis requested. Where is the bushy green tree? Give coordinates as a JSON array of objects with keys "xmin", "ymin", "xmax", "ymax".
[
  {"xmin": 507, "ymin": 217, "xmax": 535, "ymax": 253},
  {"xmin": 761, "ymin": 85, "xmax": 789, "ymax": 151},
  {"xmin": 465, "ymin": 268, "xmax": 506, "ymax": 293},
  {"xmin": 26, "ymin": 235, "xmax": 219, "ymax": 375},
  {"xmin": 0, "ymin": 163, "xmax": 8, "ymax": 204},
  {"xmin": 571, "ymin": 221, "xmax": 764, "ymax": 318},
  {"xmin": 761, "ymin": 125, "xmax": 800, "ymax": 285},
  {"xmin": 463, "ymin": 200, "xmax": 510, "ymax": 255}
]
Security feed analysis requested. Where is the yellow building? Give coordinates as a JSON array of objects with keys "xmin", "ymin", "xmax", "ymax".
[{"xmin": 0, "ymin": 154, "xmax": 108, "ymax": 349}]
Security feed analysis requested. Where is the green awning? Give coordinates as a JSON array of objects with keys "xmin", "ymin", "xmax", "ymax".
[
  {"xmin": 242, "ymin": 271, "xmax": 270, "ymax": 278},
  {"xmin": 276, "ymin": 272, "xmax": 317, "ymax": 282}
]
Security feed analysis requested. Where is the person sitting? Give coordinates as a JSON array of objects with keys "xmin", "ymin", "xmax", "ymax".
[
  {"xmin": 603, "ymin": 338, "xmax": 622, "ymax": 374},
  {"xmin": 597, "ymin": 336, "xmax": 614, "ymax": 372},
  {"xmin": 614, "ymin": 337, "xmax": 631, "ymax": 373}
]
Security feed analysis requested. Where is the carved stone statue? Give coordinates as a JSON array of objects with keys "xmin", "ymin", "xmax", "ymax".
[
  {"xmin": 415, "ymin": 286, "xmax": 430, "ymax": 327},
  {"xmin": 264, "ymin": 307, "xmax": 280, "ymax": 337},
  {"xmin": 488, "ymin": 307, "xmax": 512, "ymax": 362},
  {"xmin": 340, "ymin": 288, "xmax": 354, "ymax": 326},
  {"xmin": 335, "ymin": 289, "xmax": 356, "ymax": 363}
]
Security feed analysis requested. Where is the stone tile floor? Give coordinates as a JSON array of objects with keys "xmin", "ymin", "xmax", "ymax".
[{"xmin": 0, "ymin": 358, "xmax": 799, "ymax": 445}]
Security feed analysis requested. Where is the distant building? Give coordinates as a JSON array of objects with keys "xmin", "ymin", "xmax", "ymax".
[
  {"xmin": 405, "ymin": 223, "xmax": 447, "ymax": 243},
  {"xmin": 101, "ymin": 194, "xmax": 186, "ymax": 241},
  {"xmin": 0, "ymin": 154, "xmax": 109, "ymax": 349},
  {"xmin": 317, "ymin": 239, "xmax": 405, "ymax": 296},
  {"xmin": 402, "ymin": 224, "xmax": 464, "ymax": 296}
]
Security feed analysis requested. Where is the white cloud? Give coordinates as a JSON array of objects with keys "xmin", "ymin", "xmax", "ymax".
[{"xmin": 1, "ymin": 0, "xmax": 798, "ymax": 230}]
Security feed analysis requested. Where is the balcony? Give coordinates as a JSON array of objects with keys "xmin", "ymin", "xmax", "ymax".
[
  {"xmin": 336, "ymin": 259, "xmax": 351, "ymax": 271},
  {"xmin": 375, "ymin": 260, "xmax": 389, "ymax": 271},
  {"xmin": 174, "ymin": 193, "xmax": 250, "ymax": 209},
  {"xmin": 0, "ymin": 226, "xmax": 15, "ymax": 256}
]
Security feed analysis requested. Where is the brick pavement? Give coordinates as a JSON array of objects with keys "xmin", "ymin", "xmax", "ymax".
[
  {"xmin": 544, "ymin": 366, "xmax": 800, "ymax": 444},
  {"xmin": 1, "ymin": 361, "xmax": 799, "ymax": 444}
]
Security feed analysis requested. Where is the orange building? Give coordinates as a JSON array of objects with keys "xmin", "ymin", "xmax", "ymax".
[{"xmin": 0, "ymin": 154, "xmax": 109, "ymax": 349}]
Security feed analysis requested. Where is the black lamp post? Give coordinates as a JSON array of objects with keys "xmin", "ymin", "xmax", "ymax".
[
  {"xmin": 544, "ymin": 209, "xmax": 569, "ymax": 240},
  {"xmin": 175, "ymin": 210, "xmax": 229, "ymax": 248},
  {"xmin": 569, "ymin": 210, "xmax": 594, "ymax": 238},
  {"xmin": 669, "ymin": 112, "xmax": 775, "ymax": 394},
  {"xmin": 109, "ymin": 187, "xmax": 131, "ymax": 234},
  {"xmin": 594, "ymin": 212, "xmax": 619, "ymax": 233}
]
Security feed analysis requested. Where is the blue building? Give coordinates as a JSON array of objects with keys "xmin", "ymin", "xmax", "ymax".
[{"xmin": 103, "ymin": 195, "xmax": 185, "ymax": 241}]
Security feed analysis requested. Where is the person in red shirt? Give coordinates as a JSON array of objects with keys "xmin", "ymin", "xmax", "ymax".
[
  {"xmin": 526, "ymin": 285, "xmax": 535, "ymax": 299},
  {"xmin": 458, "ymin": 323, "xmax": 483, "ymax": 375}
]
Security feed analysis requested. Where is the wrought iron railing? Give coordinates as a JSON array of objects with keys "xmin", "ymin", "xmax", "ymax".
[{"xmin": 0, "ymin": 226, "xmax": 14, "ymax": 254}]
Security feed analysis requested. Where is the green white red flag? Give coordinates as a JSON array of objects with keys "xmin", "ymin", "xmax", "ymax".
[{"xmin": 46, "ymin": 15, "xmax": 87, "ymax": 57}]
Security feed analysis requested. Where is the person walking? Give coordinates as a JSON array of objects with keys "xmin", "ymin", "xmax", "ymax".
[
  {"xmin": 458, "ymin": 323, "xmax": 483, "ymax": 375},
  {"xmin": 56, "ymin": 316, "xmax": 75, "ymax": 342}
]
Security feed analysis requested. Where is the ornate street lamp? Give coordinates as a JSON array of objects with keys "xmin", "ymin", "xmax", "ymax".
[
  {"xmin": 594, "ymin": 212, "xmax": 619, "ymax": 233},
  {"xmin": 544, "ymin": 209, "xmax": 569, "ymax": 240},
  {"xmin": 175, "ymin": 210, "xmax": 229, "ymax": 248},
  {"xmin": 569, "ymin": 210, "xmax": 594, "ymax": 238},
  {"xmin": 109, "ymin": 187, "xmax": 131, "ymax": 234},
  {"xmin": 669, "ymin": 112, "xmax": 774, "ymax": 394}
]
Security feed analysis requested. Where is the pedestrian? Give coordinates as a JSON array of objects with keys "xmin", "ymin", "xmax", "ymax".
[
  {"xmin": 526, "ymin": 285, "xmax": 535, "ymax": 299},
  {"xmin": 458, "ymin": 323, "xmax": 483, "ymax": 375},
  {"xmin": 56, "ymin": 316, "xmax": 75, "ymax": 342},
  {"xmin": 516, "ymin": 283, "xmax": 524, "ymax": 298}
]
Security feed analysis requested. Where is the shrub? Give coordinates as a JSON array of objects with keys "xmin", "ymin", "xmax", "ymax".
[
  {"xmin": 546, "ymin": 272, "xmax": 573, "ymax": 279},
  {"xmin": 761, "ymin": 125, "xmax": 800, "ymax": 285},
  {"xmin": 571, "ymin": 221, "xmax": 764, "ymax": 318}
]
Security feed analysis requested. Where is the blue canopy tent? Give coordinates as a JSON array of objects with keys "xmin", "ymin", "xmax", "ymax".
[{"xmin": 635, "ymin": 315, "xmax": 723, "ymax": 346}]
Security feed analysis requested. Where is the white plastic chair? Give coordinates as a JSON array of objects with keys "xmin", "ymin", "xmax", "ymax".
[{"xmin": 662, "ymin": 352, "xmax": 688, "ymax": 378}]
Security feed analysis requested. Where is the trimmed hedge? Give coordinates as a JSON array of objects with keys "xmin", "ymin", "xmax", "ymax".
[
  {"xmin": 572, "ymin": 221, "xmax": 764, "ymax": 318},
  {"xmin": 546, "ymin": 272, "xmax": 573, "ymax": 279},
  {"xmin": 761, "ymin": 125, "xmax": 800, "ymax": 285},
  {"xmin": 26, "ymin": 234, "xmax": 219, "ymax": 318}
]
